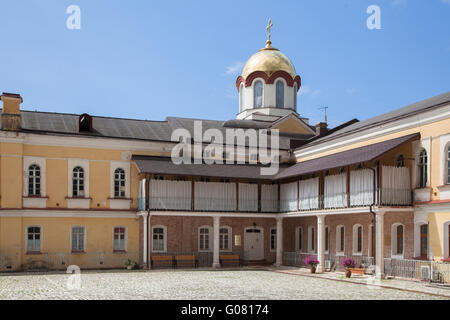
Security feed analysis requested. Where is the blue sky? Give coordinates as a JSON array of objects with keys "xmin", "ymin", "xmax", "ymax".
[{"xmin": 0, "ymin": 0, "xmax": 449, "ymax": 127}]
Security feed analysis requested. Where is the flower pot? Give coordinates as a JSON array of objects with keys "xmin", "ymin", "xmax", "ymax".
[
  {"xmin": 345, "ymin": 268, "xmax": 352, "ymax": 278},
  {"xmin": 126, "ymin": 265, "xmax": 132, "ymax": 270},
  {"xmin": 310, "ymin": 265, "xmax": 316, "ymax": 274}
]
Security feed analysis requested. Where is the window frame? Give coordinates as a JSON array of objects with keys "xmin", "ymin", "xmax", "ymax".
[
  {"xmin": 336, "ymin": 225, "xmax": 345, "ymax": 256},
  {"xmin": 275, "ymin": 79, "xmax": 285, "ymax": 108},
  {"xmin": 293, "ymin": 83, "xmax": 298, "ymax": 110},
  {"xmin": 295, "ymin": 226, "xmax": 303, "ymax": 252},
  {"xmin": 113, "ymin": 226, "xmax": 127, "ymax": 252},
  {"xmin": 71, "ymin": 225, "xmax": 86, "ymax": 253},
  {"xmin": 352, "ymin": 224, "xmax": 363, "ymax": 255},
  {"xmin": 418, "ymin": 149, "xmax": 428, "ymax": 188},
  {"xmin": 239, "ymin": 84, "xmax": 244, "ymax": 113},
  {"xmin": 253, "ymin": 80, "xmax": 263, "ymax": 108},
  {"xmin": 152, "ymin": 225, "xmax": 167, "ymax": 253},
  {"xmin": 198, "ymin": 225, "xmax": 212, "ymax": 252},
  {"xmin": 447, "ymin": 146, "xmax": 450, "ymax": 185},
  {"xmin": 308, "ymin": 225, "xmax": 316, "ymax": 253},
  {"xmin": 324, "ymin": 226, "xmax": 329, "ymax": 254},
  {"xmin": 391, "ymin": 223, "xmax": 405, "ymax": 259},
  {"xmin": 270, "ymin": 227, "xmax": 277, "ymax": 251},
  {"xmin": 72, "ymin": 166, "xmax": 85, "ymax": 198},
  {"xmin": 28, "ymin": 164, "xmax": 41, "ymax": 196},
  {"xmin": 113, "ymin": 168, "xmax": 126, "ymax": 198},
  {"xmin": 219, "ymin": 226, "xmax": 232, "ymax": 252},
  {"xmin": 26, "ymin": 225, "xmax": 42, "ymax": 253}
]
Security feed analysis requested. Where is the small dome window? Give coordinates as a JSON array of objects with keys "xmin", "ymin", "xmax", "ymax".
[{"xmin": 254, "ymin": 81, "xmax": 263, "ymax": 108}]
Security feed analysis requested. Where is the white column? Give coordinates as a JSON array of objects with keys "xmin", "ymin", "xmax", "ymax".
[
  {"xmin": 212, "ymin": 216, "xmax": 221, "ymax": 268},
  {"xmin": 141, "ymin": 212, "xmax": 149, "ymax": 268},
  {"xmin": 375, "ymin": 210, "xmax": 385, "ymax": 278},
  {"xmin": 317, "ymin": 215, "xmax": 325, "ymax": 273},
  {"xmin": 275, "ymin": 217, "xmax": 283, "ymax": 267}
]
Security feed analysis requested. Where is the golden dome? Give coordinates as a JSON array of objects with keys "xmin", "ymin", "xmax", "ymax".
[{"xmin": 241, "ymin": 43, "xmax": 297, "ymax": 79}]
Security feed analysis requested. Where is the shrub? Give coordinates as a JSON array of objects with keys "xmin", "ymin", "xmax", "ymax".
[
  {"xmin": 304, "ymin": 255, "xmax": 319, "ymax": 267},
  {"xmin": 341, "ymin": 258, "xmax": 356, "ymax": 268}
]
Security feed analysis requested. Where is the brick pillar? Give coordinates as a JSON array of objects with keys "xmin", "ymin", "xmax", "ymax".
[
  {"xmin": 275, "ymin": 217, "xmax": 283, "ymax": 266},
  {"xmin": 212, "ymin": 216, "xmax": 221, "ymax": 268}
]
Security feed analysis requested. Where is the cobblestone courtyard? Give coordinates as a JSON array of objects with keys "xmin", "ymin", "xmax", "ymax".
[{"xmin": 0, "ymin": 268, "xmax": 448, "ymax": 300}]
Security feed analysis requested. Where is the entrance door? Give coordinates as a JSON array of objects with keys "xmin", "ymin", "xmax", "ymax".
[{"xmin": 244, "ymin": 227, "xmax": 264, "ymax": 260}]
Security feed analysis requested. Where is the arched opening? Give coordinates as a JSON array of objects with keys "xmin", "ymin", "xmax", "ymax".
[
  {"xmin": 276, "ymin": 80, "xmax": 284, "ymax": 108},
  {"xmin": 253, "ymin": 80, "xmax": 263, "ymax": 108}
]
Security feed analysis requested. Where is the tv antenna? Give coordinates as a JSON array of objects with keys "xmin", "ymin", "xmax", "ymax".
[{"xmin": 318, "ymin": 106, "xmax": 328, "ymax": 123}]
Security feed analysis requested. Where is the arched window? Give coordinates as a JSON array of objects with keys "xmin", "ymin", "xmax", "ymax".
[
  {"xmin": 392, "ymin": 223, "xmax": 404, "ymax": 257},
  {"xmin": 28, "ymin": 164, "xmax": 41, "ymax": 196},
  {"xmin": 72, "ymin": 166, "xmax": 85, "ymax": 197},
  {"xmin": 418, "ymin": 149, "xmax": 427, "ymax": 188},
  {"xmin": 293, "ymin": 83, "xmax": 298, "ymax": 110},
  {"xmin": 239, "ymin": 84, "xmax": 244, "ymax": 112},
  {"xmin": 447, "ymin": 146, "xmax": 450, "ymax": 184},
  {"xmin": 276, "ymin": 80, "xmax": 284, "ymax": 108},
  {"xmin": 353, "ymin": 224, "xmax": 363, "ymax": 255},
  {"xmin": 253, "ymin": 80, "xmax": 263, "ymax": 108},
  {"xmin": 114, "ymin": 168, "xmax": 126, "ymax": 198},
  {"xmin": 396, "ymin": 154, "xmax": 404, "ymax": 167}
]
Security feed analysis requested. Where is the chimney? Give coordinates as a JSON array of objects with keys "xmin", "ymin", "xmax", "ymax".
[
  {"xmin": 1, "ymin": 92, "xmax": 22, "ymax": 131},
  {"xmin": 315, "ymin": 122, "xmax": 328, "ymax": 137}
]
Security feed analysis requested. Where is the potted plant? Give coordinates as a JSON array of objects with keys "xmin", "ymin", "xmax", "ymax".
[
  {"xmin": 125, "ymin": 259, "xmax": 133, "ymax": 270},
  {"xmin": 304, "ymin": 256, "xmax": 319, "ymax": 274},
  {"xmin": 341, "ymin": 258, "xmax": 356, "ymax": 278}
]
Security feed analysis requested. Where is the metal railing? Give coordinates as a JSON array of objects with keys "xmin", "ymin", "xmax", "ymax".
[
  {"xmin": 384, "ymin": 258, "xmax": 450, "ymax": 283},
  {"xmin": 142, "ymin": 188, "xmax": 412, "ymax": 213}
]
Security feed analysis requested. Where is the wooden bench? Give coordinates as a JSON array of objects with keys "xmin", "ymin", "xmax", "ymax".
[
  {"xmin": 220, "ymin": 254, "xmax": 241, "ymax": 267},
  {"xmin": 349, "ymin": 268, "xmax": 365, "ymax": 275},
  {"xmin": 151, "ymin": 255, "xmax": 174, "ymax": 268},
  {"xmin": 174, "ymin": 255, "xmax": 198, "ymax": 268}
]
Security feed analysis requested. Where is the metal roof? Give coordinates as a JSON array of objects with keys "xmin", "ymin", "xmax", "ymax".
[{"xmin": 275, "ymin": 133, "xmax": 420, "ymax": 180}]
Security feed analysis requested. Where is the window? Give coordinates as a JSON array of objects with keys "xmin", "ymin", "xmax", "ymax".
[
  {"xmin": 293, "ymin": 84, "xmax": 297, "ymax": 110},
  {"xmin": 392, "ymin": 223, "xmax": 404, "ymax": 257},
  {"xmin": 325, "ymin": 226, "xmax": 329, "ymax": 253},
  {"xmin": 447, "ymin": 146, "xmax": 450, "ymax": 184},
  {"xmin": 276, "ymin": 80, "xmax": 284, "ymax": 108},
  {"xmin": 308, "ymin": 226, "xmax": 315, "ymax": 252},
  {"xmin": 153, "ymin": 226, "xmax": 166, "ymax": 252},
  {"xmin": 270, "ymin": 228, "xmax": 277, "ymax": 250},
  {"xmin": 418, "ymin": 149, "xmax": 427, "ymax": 188},
  {"xmin": 113, "ymin": 227, "xmax": 126, "ymax": 251},
  {"xmin": 199, "ymin": 226, "xmax": 211, "ymax": 251},
  {"xmin": 254, "ymin": 80, "xmax": 263, "ymax": 108},
  {"xmin": 219, "ymin": 227, "xmax": 231, "ymax": 251},
  {"xmin": 114, "ymin": 168, "xmax": 126, "ymax": 198},
  {"xmin": 79, "ymin": 113, "xmax": 92, "ymax": 132},
  {"xmin": 28, "ymin": 164, "xmax": 41, "ymax": 196},
  {"xmin": 296, "ymin": 227, "xmax": 303, "ymax": 252},
  {"xmin": 27, "ymin": 226, "xmax": 41, "ymax": 252},
  {"xmin": 71, "ymin": 226, "xmax": 85, "ymax": 252},
  {"xmin": 239, "ymin": 84, "xmax": 244, "ymax": 112},
  {"xmin": 336, "ymin": 225, "xmax": 345, "ymax": 254},
  {"xmin": 420, "ymin": 224, "xmax": 428, "ymax": 258},
  {"xmin": 396, "ymin": 154, "xmax": 404, "ymax": 167},
  {"xmin": 353, "ymin": 225, "xmax": 363, "ymax": 254},
  {"xmin": 72, "ymin": 166, "xmax": 85, "ymax": 197}
]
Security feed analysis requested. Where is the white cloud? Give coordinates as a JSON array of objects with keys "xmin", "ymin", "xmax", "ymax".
[
  {"xmin": 441, "ymin": 0, "xmax": 450, "ymax": 4},
  {"xmin": 299, "ymin": 85, "xmax": 310, "ymax": 96},
  {"xmin": 225, "ymin": 61, "xmax": 244, "ymax": 75},
  {"xmin": 311, "ymin": 89, "xmax": 321, "ymax": 96}
]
